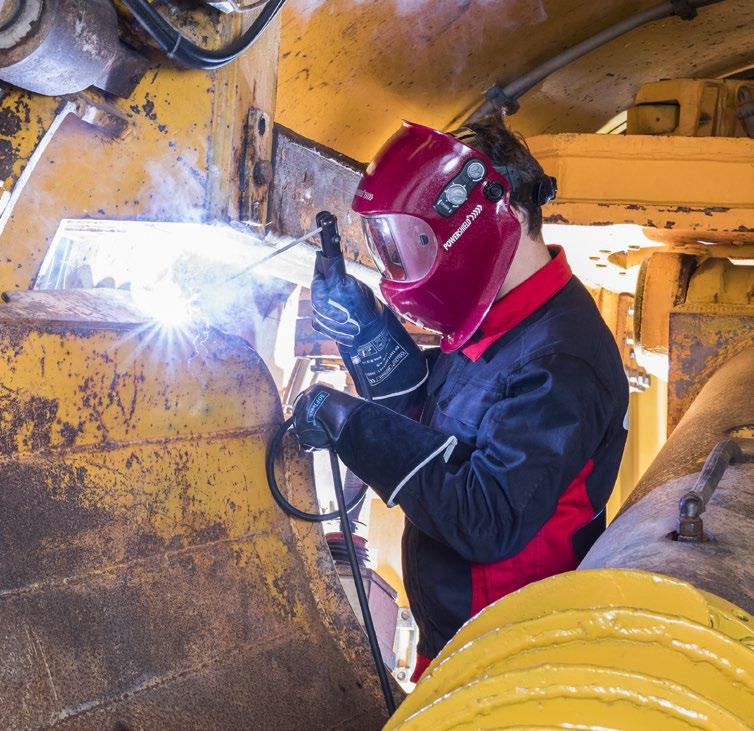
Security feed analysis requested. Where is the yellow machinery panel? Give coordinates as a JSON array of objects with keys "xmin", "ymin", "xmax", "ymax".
[
  {"xmin": 387, "ymin": 569, "xmax": 754, "ymax": 730},
  {"xmin": 0, "ymin": 291, "xmax": 392, "ymax": 730}
]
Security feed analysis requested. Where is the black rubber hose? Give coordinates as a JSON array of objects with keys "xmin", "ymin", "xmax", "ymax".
[
  {"xmin": 265, "ymin": 418, "xmax": 396, "ymax": 716},
  {"xmin": 265, "ymin": 417, "xmax": 367, "ymax": 522},
  {"xmin": 329, "ymin": 448, "xmax": 397, "ymax": 716},
  {"xmin": 121, "ymin": 0, "xmax": 287, "ymax": 70},
  {"xmin": 468, "ymin": 0, "xmax": 725, "ymax": 120}
]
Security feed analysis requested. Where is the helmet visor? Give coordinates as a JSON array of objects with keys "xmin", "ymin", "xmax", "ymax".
[{"xmin": 361, "ymin": 214, "xmax": 437, "ymax": 283}]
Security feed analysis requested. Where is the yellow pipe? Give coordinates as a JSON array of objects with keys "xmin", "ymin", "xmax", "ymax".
[{"xmin": 387, "ymin": 569, "xmax": 754, "ymax": 730}]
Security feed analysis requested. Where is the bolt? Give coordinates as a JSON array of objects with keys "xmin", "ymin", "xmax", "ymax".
[
  {"xmin": 253, "ymin": 159, "xmax": 273, "ymax": 187},
  {"xmin": 400, "ymin": 609, "xmax": 411, "ymax": 621}
]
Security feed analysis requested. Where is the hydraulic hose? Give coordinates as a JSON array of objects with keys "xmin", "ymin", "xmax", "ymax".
[
  {"xmin": 265, "ymin": 418, "xmax": 396, "ymax": 716},
  {"xmin": 467, "ymin": 0, "xmax": 725, "ymax": 120},
  {"xmin": 121, "ymin": 0, "xmax": 287, "ymax": 70}
]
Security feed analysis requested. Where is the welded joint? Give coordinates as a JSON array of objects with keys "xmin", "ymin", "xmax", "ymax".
[{"xmin": 675, "ymin": 439, "xmax": 743, "ymax": 542}]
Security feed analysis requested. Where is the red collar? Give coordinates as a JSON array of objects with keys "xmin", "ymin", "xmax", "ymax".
[{"xmin": 462, "ymin": 246, "xmax": 572, "ymax": 362}]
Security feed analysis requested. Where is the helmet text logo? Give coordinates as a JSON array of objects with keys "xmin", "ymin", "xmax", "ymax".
[
  {"xmin": 443, "ymin": 204, "xmax": 482, "ymax": 251},
  {"xmin": 355, "ymin": 188, "xmax": 374, "ymax": 201}
]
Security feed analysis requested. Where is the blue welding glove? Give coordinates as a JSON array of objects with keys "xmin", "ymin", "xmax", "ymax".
[
  {"xmin": 311, "ymin": 252, "xmax": 380, "ymax": 347},
  {"xmin": 311, "ymin": 252, "xmax": 428, "ymax": 402}
]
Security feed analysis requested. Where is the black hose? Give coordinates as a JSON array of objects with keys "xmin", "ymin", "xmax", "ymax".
[
  {"xmin": 265, "ymin": 417, "xmax": 396, "ymax": 716},
  {"xmin": 121, "ymin": 0, "xmax": 287, "ymax": 70},
  {"xmin": 468, "ymin": 0, "xmax": 725, "ymax": 120},
  {"xmin": 265, "ymin": 417, "xmax": 367, "ymax": 522},
  {"xmin": 328, "ymin": 448, "xmax": 397, "ymax": 716}
]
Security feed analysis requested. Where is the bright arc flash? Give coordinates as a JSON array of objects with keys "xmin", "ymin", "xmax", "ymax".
[{"xmin": 132, "ymin": 279, "xmax": 194, "ymax": 328}]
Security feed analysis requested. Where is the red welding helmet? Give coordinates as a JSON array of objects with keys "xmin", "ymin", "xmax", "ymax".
[{"xmin": 352, "ymin": 122, "xmax": 555, "ymax": 352}]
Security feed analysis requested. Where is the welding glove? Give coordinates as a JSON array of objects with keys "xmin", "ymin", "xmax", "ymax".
[
  {"xmin": 311, "ymin": 251, "xmax": 380, "ymax": 347},
  {"xmin": 292, "ymin": 384, "xmax": 457, "ymax": 507},
  {"xmin": 311, "ymin": 252, "xmax": 428, "ymax": 402}
]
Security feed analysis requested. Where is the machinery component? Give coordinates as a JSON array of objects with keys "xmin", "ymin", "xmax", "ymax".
[
  {"xmin": 676, "ymin": 439, "xmax": 742, "ymax": 542},
  {"xmin": 386, "ymin": 569, "xmax": 754, "ymax": 730},
  {"xmin": 121, "ymin": 0, "xmax": 286, "ymax": 70},
  {"xmin": 582, "ymin": 347, "xmax": 754, "ymax": 613},
  {"xmin": 628, "ymin": 79, "xmax": 754, "ymax": 137},
  {"xmin": 0, "ymin": 0, "xmax": 148, "ymax": 97},
  {"xmin": 0, "ymin": 289, "xmax": 397, "ymax": 730},
  {"xmin": 468, "ymin": 0, "xmax": 724, "ymax": 120},
  {"xmin": 737, "ymin": 86, "xmax": 754, "ymax": 137},
  {"xmin": 335, "ymin": 563, "xmax": 399, "ymax": 671}
]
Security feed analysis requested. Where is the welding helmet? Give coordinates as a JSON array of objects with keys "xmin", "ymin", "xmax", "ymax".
[{"xmin": 352, "ymin": 122, "xmax": 556, "ymax": 352}]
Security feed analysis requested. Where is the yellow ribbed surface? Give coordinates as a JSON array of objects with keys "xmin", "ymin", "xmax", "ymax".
[{"xmin": 386, "ymin": 569, "xmax": 754, "ymax": 730}]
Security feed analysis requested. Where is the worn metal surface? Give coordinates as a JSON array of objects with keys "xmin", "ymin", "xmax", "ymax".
[
  {"xmin": 628, "ymin": 79, "xmax": 754, "ymax": 137},
  {"xmin": 0, "ymin": 0, "xmax": 147, "ymax": 97},
  {"xmin": 0, "ymin": 5, "xmax": 279, "ymax": 293},
  {"xmin": 666, "ymin": 306, "xmax": 754, "ymax": 432},
  {"xmin": 528, "ymin": 132, "xmax": 754, "ymax": 238},
  {"xmin": 271, "ymin": 125, "xmax": 369, "ymax": 266},
  {"xmin": 386, "ymin": 569, "xmax": 754, "ymax": 730},
  {"xmin": 0, "ymin": 290, "xmax": 396, "ymax": 730},
  {"xmin": 277, "ymin": 0, "xmax": 754, "ymax": 161},
  {"xmin": 583, "ymin": 459, "xmax": 754, "ymax": 615}
]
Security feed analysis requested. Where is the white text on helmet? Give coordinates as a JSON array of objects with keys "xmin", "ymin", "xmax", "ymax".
[
  {"xmin": 443, "ymin": 205, "xmax": 482, "ymax": 251},
  {"xmin": 355, "ymin": 188, "xmax": 374, "ymax": 201}
]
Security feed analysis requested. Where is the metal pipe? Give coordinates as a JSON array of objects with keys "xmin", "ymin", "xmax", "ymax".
[
  {"xmin": 581, "ymin": 347, "xmax": 754, "ymax": 613},
  {"xmin": 467, "ymin": 0, "xmax": 724, "ymax": 121}
]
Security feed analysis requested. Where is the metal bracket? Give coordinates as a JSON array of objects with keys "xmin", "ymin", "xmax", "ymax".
[
  {"xmin": 671, "ymin": 0, "xmax": 698, "ymax": 20},
  {"xmin": 676, "ymin": 439, "xmax": 742, "ymax": 542}
]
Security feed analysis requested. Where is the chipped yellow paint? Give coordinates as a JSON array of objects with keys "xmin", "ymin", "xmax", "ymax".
[
  {"xmin": 387, "ymin": 569, "xmax": 754, "ymax": 731},
  {"xmin": 0, "ymin": 291, "xmax": 396, "ymax": 729}
]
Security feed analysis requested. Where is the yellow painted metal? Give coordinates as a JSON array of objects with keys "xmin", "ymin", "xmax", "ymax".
[
  {"xmin": 0, "ymin": 8, "xmax": 279, "ymax": 294},
  {"xmin": 629, "ymin": 79, "xmax": 754, "ymax": 137},
  {"xmin": 528, "ymin": 133, "xmax": 754, "ymax": 240},
  {"xmin": 277, "ymin": 0, "xmax": 754, "ymax": 161},
  {"xmin": 0, "ymin": 290, "xmax": 394, "ymax": 729},
  {"xmin": 386, "ymin": 569, "xmax": 754, "ymax": 731}
]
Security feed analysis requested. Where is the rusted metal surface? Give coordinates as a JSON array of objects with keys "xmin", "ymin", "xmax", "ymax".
[
  {"xmin": 667, "ymin": 306, "xmax": 754, "ymax": 433},
  {"xmin": 0, "ymin": 290, "xmax": 396, "ymax": 730},
  {"xmin": 271, "ymin": 125, "xmax": 370, "ymax": 267},
  {"xmin": 0, "ymin": 0, "xmax": 147, "ymax": 97},
  {"xmin": 633, "ymin": 251, "xmax": 694, "ymax": 362},
  {"xmin": 624, "ymin": 346, "xmax": 754, "ymax": 509}
]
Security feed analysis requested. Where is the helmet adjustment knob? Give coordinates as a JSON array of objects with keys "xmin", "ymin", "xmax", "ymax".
[{"xmin": 484, "ymin": 181, "xmax": 505, "ymax": 202}]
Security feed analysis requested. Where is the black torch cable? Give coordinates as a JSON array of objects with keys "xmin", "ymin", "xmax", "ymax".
[
  {"xmin": 265, "ymin": 420, "xmax": 396, "ymax": 716},
  {"xmin": 328, "ymin": 448, "xmax": 396, "ymax": 716},
  {"xmin": 265, "ymin": 418, "xmax": 367, "ymax": 522}
]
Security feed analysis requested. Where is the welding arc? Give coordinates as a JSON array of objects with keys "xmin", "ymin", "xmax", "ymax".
[
  {"xmin": 122, "ymin": 0, "xmax": 287, "ymax": 70},
  {"xmin": 220, "ymin": 226, "xmax": 323, "ymax": 286}
]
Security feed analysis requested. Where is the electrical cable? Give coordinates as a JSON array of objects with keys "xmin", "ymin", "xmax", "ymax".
[
  {"xmin": 265, "ymin": 418, "xmax": 396, "ymax": 716},
  {"xmin": 266, "ymin": 417, "xmax": 368, "ymax": 522},
  {"xmin": 121, "ymin": 0, "xmax": 287, "ymax": 70},
  {"xmin": 466, "ymin": 0, "xmax": 725, "ymax": 121}
]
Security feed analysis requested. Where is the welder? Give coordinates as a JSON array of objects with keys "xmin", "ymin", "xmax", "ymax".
[{"xmin": 292, "ymin": 114, "xmax": 629, "ymax": 681}]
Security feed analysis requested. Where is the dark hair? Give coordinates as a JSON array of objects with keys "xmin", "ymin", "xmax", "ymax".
[{"xmin": 461, "ymin": 114, "xmax": 545, "ymax": 237}]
